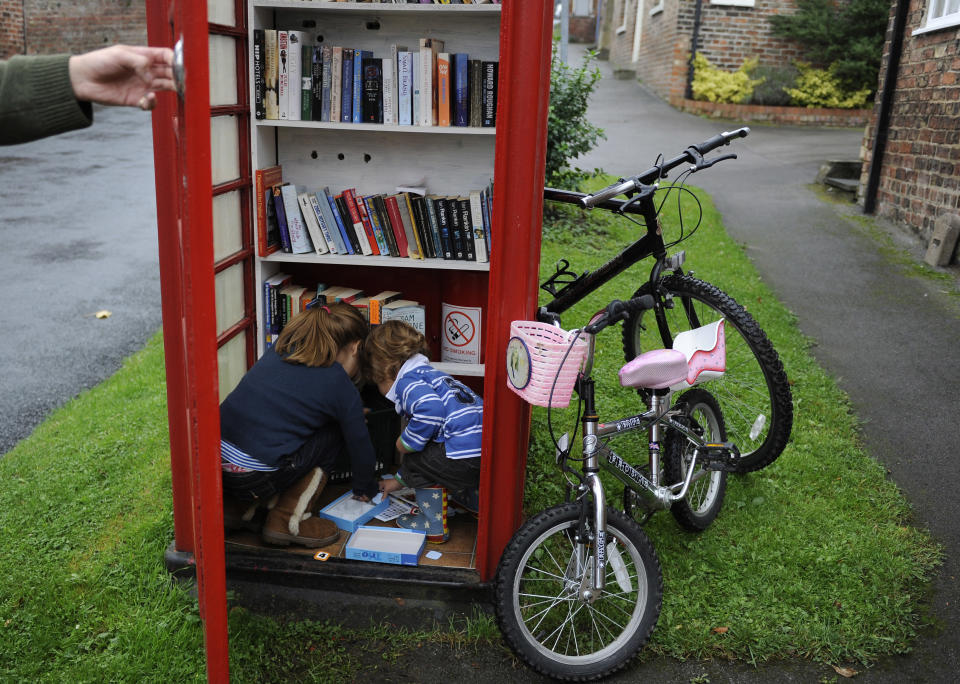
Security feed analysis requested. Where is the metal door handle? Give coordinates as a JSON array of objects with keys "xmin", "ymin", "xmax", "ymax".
[{"xmin": 173, "ymin": 38, "xmax": 185, "ymax": 97}]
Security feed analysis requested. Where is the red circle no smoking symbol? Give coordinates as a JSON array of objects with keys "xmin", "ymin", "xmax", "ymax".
[{"xmin": 443, "ymin": 310, "xmax": 475, "ymax": 347}]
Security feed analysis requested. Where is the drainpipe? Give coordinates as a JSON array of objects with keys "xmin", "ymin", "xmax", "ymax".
[
  {"xmin": 863, "ymin": 0, "xmax": 910, "ymax": 214},
  {"xmin": 685, "ymin": 0, "xmax": 705, "ymax": 100}
]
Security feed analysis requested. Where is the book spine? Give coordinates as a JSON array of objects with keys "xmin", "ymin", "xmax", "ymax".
[
  {"xmin": 277, "ymin": 31, "xmax": 289, "ymax": 120},
  {"xmin": 326, "ymin": 192, "xmax": 355, "ymax": 254},
  {"xmin": 335, "ymin": 195, "xmax": 363, "ymax": 254},
  {"xmin": 458, "ymin": 197, "xmax": 476, "ymax": 261},
  {"xmin": 353, "ymin": 190, "xmax": 381, "ymax": 255},
  {"xmin": 469, "ymin": 59, "xmax": 482, "ymax": 127},
  {"xmin": 287, "ymin": 31, "xmax": 303, "ymax": 121},
  {"xmin": 321, "ymin": 46, "xmax": 333, "ymax": 122},
  {"xmin": 331, "ymin": 47, "xmax": 343, "ymax": 123},
  {"xmin": 389, "ymin": 44, "xmax": 402, "ymax": 124},
  {"xmin": 435, "ymin": 196, "xmax": 453, "ymax": 259},
  {"xmin": 481, "ymin": 185, "xmax": 492, "ymax": 256},
  {"xmin": 361, "ymin": 58, "xmax": 383, "ymax": 124},
  {"xmin": 352, "ymin": 50, "xmax": 371, "ymax": 124},
  {"xmin": 264, "ymin": 29, "xmax": 279, "ymax": 119},
  {"xmin": 382, "ymin": 58, "xmax": 396, "ymax": 125},
  {"xmin": 298, "ymin": 192, "xmax": 328, "ymax": 254},
  {"xmin": 341, "ymin": 48, "xmax": 354, "ymax": 123},
  {"xmin": 309, "ymin": 193, "xmax": 339, "ymax": 253},
  {"xmin": 253, "ymin": 29, "xmax": 265, "ymax": 120},
  {"xmin": 342, "ymin": 189, "xmax": 373, "ymax": 255},
  {"xmin": 437, "ymin": 52, "xmax": 451, "ymax": 127},
  {"xmin": 482, "ymin": 61, "xmax": 498, "ymax": 127},
  {"xmin": 317, "ymin": 189, "xmax": 348, "ymax": 254},
  {"xmin": 374, "ymin": 195, "xmax": 400, "ymax": 257},
  {"xmin": 310, "ymin": 46, "xmax": 323, "ymax": 121},
  {"xmin": 301, "ymin": 41, "xmax": 313, "ymax": 120},
  {"xmin": 411, "ymin": 51, "xmax": 421, "ymax": 127},
  {"xmin": 418, "ymin": 40, "xmax": 433, "ymax": 126},
  {"xmin": 263, "ymin": 279, "xmax": 272, "ymax": 348},
  {"xmin": 424, "ymin": 195, "xmax": 444, "ymax": 260},
  {"xmin": 411, "ymin": 195, "xmax": 435, "ymax": 259},
  {"xmin": 453, "ymin": 53, "xmax": 469, "ymax": 126},
  {"xmin": 384, "ymin": 195, "xmax": 410, "ymax": 257},
  {"xmin": 398, "ymin": 51, "xmax": 413, "ymax": 126},
  {"xmin": 255, "ymin": 169, "xmax": 267, "ymax": 255},
  {"xmin": 363, "ymin": 196, "xmax": 390, "ymax": 256},
  {"xmin": 448, "ymin": 196, "xmax": 465, "ymax": 259},
  {"xmin": 400, "ymin": 193, "xmax": 424, "ymax": 259},
  {"xmin": 272, "ymin": 185, "xmax": 292, "ymax": 252},
  {"xmin": 469, "ymin": 190, "xmax": 488, "ymax": 262},
  {"xmin": 281, "ymin": 184, "xmax": 313, "ymax": 253}
]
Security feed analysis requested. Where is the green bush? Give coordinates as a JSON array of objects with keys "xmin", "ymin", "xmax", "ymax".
[
  {"xmin": 786, "ymin": 62, "xmax": 871, "ymax": 109},
  {"xmin": 769, "ymin": 0, "xmax": 888, "ymax": 97},
  {"xmin": 546, "ymin": 46, "xmax": 606, "ymax": 189},
  {"xmin": 748, "ymin": 64, "xmax": 799, "ymax": 106},
  {"xmin": 691, "ymin": 54, "xmax": 763, "ymax": 104}
]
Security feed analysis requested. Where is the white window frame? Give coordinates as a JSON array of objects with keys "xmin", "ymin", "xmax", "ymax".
[
  {"xmin": 649, "ymin": 0, "xmax": 664, "ymax": 17},
  {"xmin": 616, "ymin": 0, "xmax": 629, "ymax": 34},
  {"xmin": 914, "ymin": 0, "xmax": 960, "ymax": 34},
  {"xmin": 710, "ymin": 0, "xmax": 756, "ymax": 6}
]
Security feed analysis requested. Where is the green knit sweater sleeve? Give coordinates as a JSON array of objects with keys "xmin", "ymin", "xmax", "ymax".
[{"xmin": 0, "ymin": 54, "xmax": 93, "ymax": 145}]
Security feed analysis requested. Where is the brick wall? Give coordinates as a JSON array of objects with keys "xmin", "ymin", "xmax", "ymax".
[
  {"xmin": 605, "ymin": 0, "xmax": 806, "ymax": 103},
  {"xmin": 0, "ymin": 0, "xmax": 25, "ymax": 58},
  {"xmin": 859, "ymin": 0, "xmax": 960, "ymax": 245},
  {"xmin": 1, "ymin": 1, "xmax": 146, "ymax": 59}
]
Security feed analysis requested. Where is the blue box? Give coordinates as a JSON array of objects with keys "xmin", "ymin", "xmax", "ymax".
[
  {"xmin": 345, "ymin": 527, "xmax": 426, "ymax": 566},
  {"xmin": 317, "ymin": 492, "xmax": 389, "ymax": 533}
]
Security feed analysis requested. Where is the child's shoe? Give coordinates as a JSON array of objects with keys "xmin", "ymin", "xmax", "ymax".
[
  {"xmin": 396, "ymin": 487, "xmax": 449, "ymax": 543},
  {"xmin": 450, "ymin": 486, "xmax": 480, "ymax": 515},
  {"xmin": 223, "ymin": 495, "xmax": 261, "ymax": 532}
]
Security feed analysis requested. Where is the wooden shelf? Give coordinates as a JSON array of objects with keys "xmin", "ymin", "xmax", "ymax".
[
  {"xmin": 434, "ymin": 362, "xmax": 484, "ymax": 377},
  {"xmin": 256, "ymin": 120, "xmax": 495, "ymax": 135}
]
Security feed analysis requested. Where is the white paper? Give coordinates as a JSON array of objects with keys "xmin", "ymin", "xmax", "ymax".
[
  {"xmin": 425, "ymin": 550, "xmax": 442, "ymax": 560},
  {"xmin": 375, "ymin": 496, "xmax": 415, "ymax": 522}
]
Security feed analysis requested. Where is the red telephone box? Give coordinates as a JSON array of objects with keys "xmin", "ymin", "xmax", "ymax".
[{"xmin": 147, "ymin": 1, "xmax": 554, "ymax": 679}]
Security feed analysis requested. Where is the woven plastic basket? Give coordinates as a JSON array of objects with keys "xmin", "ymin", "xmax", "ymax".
[{"xmin": 506, "ymin": 321, "xmax": 588, "ymax": 408}]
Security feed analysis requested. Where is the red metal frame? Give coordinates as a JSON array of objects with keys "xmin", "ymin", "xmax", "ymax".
[{"xmin": 150, "ymin": 0, "xmax": 553, "ymax": 678}]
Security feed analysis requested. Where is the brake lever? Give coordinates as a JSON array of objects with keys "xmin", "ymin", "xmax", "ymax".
[{"xmin": 699, "ymin": 153, "xmax": 737, "ymax": 170}]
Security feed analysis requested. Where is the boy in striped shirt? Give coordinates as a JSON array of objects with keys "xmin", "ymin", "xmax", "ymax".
[{"xmin": 365, "ymin": 320, "xmax": 483, "ymax": 543}]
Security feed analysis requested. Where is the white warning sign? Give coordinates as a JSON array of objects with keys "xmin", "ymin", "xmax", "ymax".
[{"xmin": 441, "ymin": 302, "xmax": 481, "ymax": 364}]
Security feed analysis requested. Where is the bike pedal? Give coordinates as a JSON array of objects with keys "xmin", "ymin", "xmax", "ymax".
[{"xmin": 699, "ymin": 442, "xmax": 742, "ymax": 472}]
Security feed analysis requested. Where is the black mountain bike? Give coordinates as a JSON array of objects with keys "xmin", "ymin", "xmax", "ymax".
[{"xmin": 539, "ymin": 127, "xmax": 792, "ymax": 474}]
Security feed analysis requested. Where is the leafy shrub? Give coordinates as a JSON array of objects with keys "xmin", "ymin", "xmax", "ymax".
[
  {"xmin": 786, "ymin": 62, "xmax": 871, "ymax": 109},
  {"xmin": 691, "ymin": 54, "xmax": 763, "ymax": 104},
  {"xmin": 769, "ymin": 0, "xmax": 888, "ymax": 97},
  {"xmin": 546, "ymin": 47, "xmax": 606, "ymax": 189},
  {"xmin": 748, "ymin": 64, "xmax": 799, "ymax": 106}
]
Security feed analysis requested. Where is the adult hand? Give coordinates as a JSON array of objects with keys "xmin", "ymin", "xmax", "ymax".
[{"xmin": 69, "ymin": 45, "xmax": 175, "ymax": 111}]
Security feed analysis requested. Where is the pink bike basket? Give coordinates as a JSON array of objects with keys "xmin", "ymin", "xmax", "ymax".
[{"xmin": 505, "ymin": 321, "xmax": 588, "ymax": 408}]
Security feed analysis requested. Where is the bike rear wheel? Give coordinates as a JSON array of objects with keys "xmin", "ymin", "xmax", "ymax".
[
  {"xmin": 664, "ymin": 388, "xmax": 727, "ymax": 531},
  {"xmin": 494, "ymin": 503, "xmax": 662, "ymax": 681},
  {"xmin": 622, "ymin": 273, "xmax": 792, "ymax": 472}
]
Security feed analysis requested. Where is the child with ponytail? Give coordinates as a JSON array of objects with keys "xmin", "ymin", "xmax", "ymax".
[
  {"xmin": 364, "ymin": 320, "xmax": 483, "ymax": 543},
  {"xmin": 219, "ymin": 300, "xmax": 378, "ymax": 548}
]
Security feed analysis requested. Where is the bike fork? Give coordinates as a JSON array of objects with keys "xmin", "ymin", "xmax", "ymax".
[{"xmin": 581, "ymin": 412, "xmax": 607, "ymax": 601}]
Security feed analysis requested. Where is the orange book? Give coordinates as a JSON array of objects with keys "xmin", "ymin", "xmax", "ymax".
[{"xmin": 437, "ymin": 52, "xmax": 451, "ymax": 127}]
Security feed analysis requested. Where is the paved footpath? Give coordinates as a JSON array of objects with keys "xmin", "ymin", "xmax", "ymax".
[{"xmin": 571, "ymin": 44, "xmax": 960, "ymax": 683}]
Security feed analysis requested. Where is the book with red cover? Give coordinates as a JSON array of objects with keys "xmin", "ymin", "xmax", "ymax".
[
  {"xmin": 383, "ymin": 194, "xmax": 410, "ymax": 258},
  {"xmin": 341, "ymin": 189, "xmax": 374, "ymax": 255},
  {"xmin": 255, "ymin": 165, "xmax": 283, "ymax": 256},
  {"xmin": 347, "ymin": 188, "xmax": 380, "ymax": 255}
]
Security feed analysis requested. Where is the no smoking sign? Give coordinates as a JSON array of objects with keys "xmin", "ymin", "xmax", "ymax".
[{"xmin": 441, "ymin": 303, "xmax": 481, "ymax": 363}]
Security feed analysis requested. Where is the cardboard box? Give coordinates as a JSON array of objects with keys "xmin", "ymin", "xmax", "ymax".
[
  {"xmin": 345, "ymin": 527, "xmax": 426, "ymax": 566},
  {"xmin": 318, "ymin": 492, "xmax": 389, "ymax": 533}
]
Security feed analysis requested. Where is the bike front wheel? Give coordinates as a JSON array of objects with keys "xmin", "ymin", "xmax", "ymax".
[
  {"xmin": 494, "ymin": 503, "xmax": 662, "ymax": 681},
  {"xmin": 664, "ymin": 388, "xmax": 727, "ymax": 531},
  {"xmin": 622, "ymin": 273, "xmax": 792, "ymax": 472}
]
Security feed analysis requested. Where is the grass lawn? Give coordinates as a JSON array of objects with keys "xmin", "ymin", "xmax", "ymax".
[{"xmin": 0, "ymin": 182, "xmax": 940, "ymax": 680}]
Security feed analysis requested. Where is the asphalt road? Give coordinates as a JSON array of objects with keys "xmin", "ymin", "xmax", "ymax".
[{"xmin": 0, "ymin": 105, "xmax": 162, "ymax": 455}]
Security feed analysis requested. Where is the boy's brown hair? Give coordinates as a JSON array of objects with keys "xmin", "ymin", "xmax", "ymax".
[
  {"xmin": 275, "ymin": 301, "xmax": 368, "ymax": 367},
  {"xmin": 364, "ymin": 320, "xmax": 430, "ymax": 384}
]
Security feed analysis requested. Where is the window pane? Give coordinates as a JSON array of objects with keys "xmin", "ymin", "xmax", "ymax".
[
  {"xmin": 215, "ymin": 262, "xmax": 245, "ymax": 337},
  {"xmin": 213, "ymin": 190, "xmax": 243, "ymax": 262},
  {"xmin": 218, "ymin": 333, "xmax": 246, "ymax": 402},
  {"xmin": 209, "ymin": 35, "xmax": 238, "ymax": 107},
  {"xmin": 208, "ymin": 0, "xmax": 237, "ymax": 26},
  {"xmin": 210, "ymin": 115, "xmax": 240, "ymax": 185}
]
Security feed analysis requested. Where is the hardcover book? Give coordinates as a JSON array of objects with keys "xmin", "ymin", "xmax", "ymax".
[
  {"xmin": 255, "ymin": 165, "xmax": 283, "ymax": 256},
  {"xmin": 264, "ymin": 29, "xmax": 279, "ymax": 119},
  {"xmin": 361, "ymin": 58, "xmax": 384, "ymax": 124}
]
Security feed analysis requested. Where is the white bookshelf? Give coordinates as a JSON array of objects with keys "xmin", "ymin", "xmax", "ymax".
[{"xmin": 250, "ymin": 0, "xmax": 500, "ymax": 376}]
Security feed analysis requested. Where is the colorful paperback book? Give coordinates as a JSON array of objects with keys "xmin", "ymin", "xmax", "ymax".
[
  {"xmin": 325, "ymin": 189, "xmax": 355, "ymax": 254},
  {"xmin": 436, "ymin": 52, "xmax": 451, "ymax": 127},
  {"xmin": 341, "ymin": 48, "xmax": 354, "ymax": 123},
  {"xmin": 272, "ymin": 185, "xmax": 291, "ymax": 252},
  {"xmin": 334, "ymin": 194, "xmax": 363, "ymax": 254},
  {"xmin": 342, "ymin": 189, "xmax": 373, "ymax": 255},
  {"xmin": 424, "ymin": 195, "xmax": 444, "ymax": 259},
  {"xmin": 363, "ymin": 196, "xmax": 390, "ymax": 256},
  {"xmin": 352, "ymin": 49, "xmax": 372, "ymax": 123},
  {"xmin": 352, "ymin": 189, "xmax": 381, "ymax": 255},
  {"xmin": 383, "ymin": 195, "xmax": 410, "ymax": 258},
  {"xmin": 373, "ymin": 195, "xmax": 400, "ymax": 257},
  {"xmin": 277, "ymin": 31, "xmax": 289, "ymax": 120},
  {"xmin": 453, "ymin": 53, "xmax": 469, "ymax": 126},
  {"xmin": 315, "ymin": 188, "xmax": 348, "ymax": 254}
]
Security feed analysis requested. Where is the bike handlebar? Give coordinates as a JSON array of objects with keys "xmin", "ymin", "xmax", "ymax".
[
  {"xmin": 579, "ymin": 127, "xmax": 750, "ymax": 209},
  {"xmin": 584, "ymin": 295, "xmax": 656, "ymax": 335}
]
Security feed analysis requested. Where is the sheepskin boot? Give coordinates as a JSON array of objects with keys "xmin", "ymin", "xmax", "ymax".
[
  {"xmin": 396, "ymin": 487, "xmax": 449, "ymax": 543},
  {"xmin": 262, "ymin": 467, "xmax": 340, "ymax": 547}
]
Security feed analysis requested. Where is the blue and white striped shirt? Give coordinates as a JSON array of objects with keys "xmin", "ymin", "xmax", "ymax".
[{"xmin": 387, "ymin": 354, "xmax": 483, "ymax": 460}]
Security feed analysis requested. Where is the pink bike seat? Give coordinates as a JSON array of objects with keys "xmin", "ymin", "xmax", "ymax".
[{"xmin": 619, "ymin": 349, "xmax": 689, "ymax": 390}]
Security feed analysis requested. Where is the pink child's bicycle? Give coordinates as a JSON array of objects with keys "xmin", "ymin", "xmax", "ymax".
[{"xmin": 495, "ymin": 295, "xmax": 739, "ymax": 681}]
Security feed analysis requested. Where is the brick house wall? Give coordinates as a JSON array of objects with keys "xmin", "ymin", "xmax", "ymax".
[
  {"xmin": 859, "ymin": 0, "xmax": 960, "ymax": 246},
  {"xmin": 603, "ymin": 0, "xmax": 805, "ymax": 103},
  {"xmin": 1, "ymin": 0, "xmax": 146, "ymax": 60}
]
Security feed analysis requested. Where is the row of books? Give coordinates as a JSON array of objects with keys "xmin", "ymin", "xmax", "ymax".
[
  {"xmin": 262, "ymin": 281, "xmax": 425, "ymax": 349},
  {"xmin": 253, "ymin": 30, "xmax": 498, "ymax": 128},
  {"xmin": 255, "ymin": 166, "xmax": 494, "ymax": 262},
  {"xmin": 329, "ymin": 2, "xmax": 501, "ymax": 5}
]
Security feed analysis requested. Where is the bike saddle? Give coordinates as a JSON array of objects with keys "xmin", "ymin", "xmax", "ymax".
[{"xmin": 619, "ymin": 349, "xmax": 689, "ymax": 390}]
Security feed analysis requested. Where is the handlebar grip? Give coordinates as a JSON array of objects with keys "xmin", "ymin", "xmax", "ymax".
[
  {"xmin": 623, "ymin": 294, "xmax": 656, "ymax": 313},
  {"xmin": 580, "ymin": 178, "xmax": 638, "ymax": 208},
  {"xmin": 692, "ymin": 126, "xmax": 750, "ymax": 155}
]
